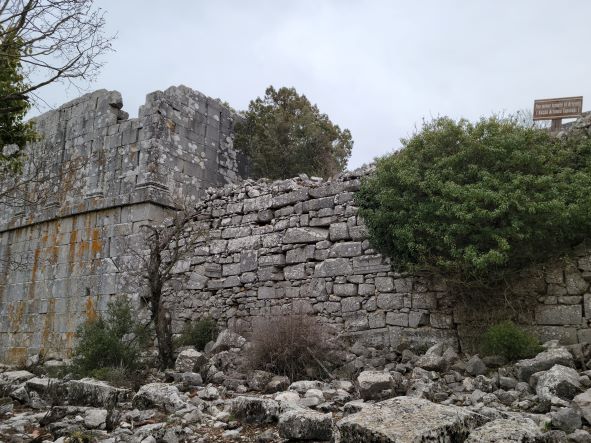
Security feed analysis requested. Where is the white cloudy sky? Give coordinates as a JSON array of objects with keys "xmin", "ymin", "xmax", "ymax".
[{"xmin": 37, "ymin": 0, "xmax": 591, "ymax": 169}]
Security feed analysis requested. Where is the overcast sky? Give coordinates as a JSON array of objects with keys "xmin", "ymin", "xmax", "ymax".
[{"xmin": 37, "ymin": 0, "xmax": 591, "ymax": 169}]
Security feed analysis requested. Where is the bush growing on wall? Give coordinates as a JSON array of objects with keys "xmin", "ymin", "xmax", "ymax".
[{"xmin": 356, "ymin": 116, "xmax": 591, "ymax": 289}]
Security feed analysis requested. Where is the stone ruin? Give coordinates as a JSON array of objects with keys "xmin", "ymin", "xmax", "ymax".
[
  {"xmin": 2, "ymin": 86, "xmax": 591, "ymax": 364},
  {"xmin": 0, "ymin": 86, "xmax": 248, "ymax": 363}
]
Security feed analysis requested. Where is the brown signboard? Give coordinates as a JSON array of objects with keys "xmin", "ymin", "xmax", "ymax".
[{"xmin": 533, "ymin": 96, "xmax": 583, "ymax": 120}]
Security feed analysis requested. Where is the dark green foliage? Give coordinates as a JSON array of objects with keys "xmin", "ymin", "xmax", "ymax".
[
  {"xmin": 235, "ymin": 86, "xmax": 353, "ymax": 179},
  {"xmin": 0, "ymin": 32, "xmax": 36, "ymax": 171},
  {"xmin": 357, "ymin": 116, "xmax": 591, "ymax": 287},
  {"xmin": 72, "ymin": 298, "xmax": 148, "ymax": 378},
  {"xmin": 481, "ymin": 321, "xmax": 541, "ymax": 361},
  {"xmin": 175, "ymin": 317, "xmax": 218, "ymax": 351}
]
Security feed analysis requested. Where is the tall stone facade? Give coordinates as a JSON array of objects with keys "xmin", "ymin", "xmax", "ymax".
[{"xmin": 0, "ymin": 86, "xmax": 248, "ymax": 363}]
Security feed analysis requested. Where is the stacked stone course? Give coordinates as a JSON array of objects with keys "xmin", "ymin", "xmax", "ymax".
[
  {"xmin": 171, "ymin": 167, "xmax": 460, "ymax": 350},
  {"xmin": 172, "ymin": 170, "xmax": 591, "ymax": 353}
]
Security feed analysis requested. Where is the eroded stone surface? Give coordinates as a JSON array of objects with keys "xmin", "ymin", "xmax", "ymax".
[{"xmin": 337, "ymin": 396, "xmax": 485, "ymax": 442}]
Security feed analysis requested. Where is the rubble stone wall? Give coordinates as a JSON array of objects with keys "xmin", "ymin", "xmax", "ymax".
[
  {"xmin": 0, "ymin": 86, "xmax": 248, "ymax": 362},
  {"xmin": 171, "ymin": 168, "xmax": 591, "ymax": 352}
]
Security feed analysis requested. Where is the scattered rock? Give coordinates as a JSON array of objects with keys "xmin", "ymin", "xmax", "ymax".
[
  {"xmin": 229, "ymin": 396, "xmax": 280, "ymax": 423},
  {"xmin": 265, "ymin": 375, "xmax": 290, "ymax": 393},
  {"xmin": 573, "ymin": 388, "xmax": 591, "ymax": 423},
  {"xmin": 551, "ymin": 407, "xmax": 582, "ymax": 434},
  {"xmin": 278, "ymin": 409, "xmax": 333, "ymax": 441},
  {"xmin": 515, "ymin": 347, "xmax": 574, "ymax": 382},
  {"xmin": 174, "ymin": 348, "xmax": 207, "ymax": 373},
  {"xmin": 132, "ymin": 383, "xmax": 187, "ymax": 412},
  {"xmin": 357, "ymin": 370, "xmax": 396, "ymax": 400},
  {"xmin": 66, "ymin": 378, "xmax": 130, "ymax": 407},
  {"xmin": 465, "ymin": 355, "xmax": 487, "ymax": 376},
  {"xmin": 465, "ymin": 418, "xmax": 546, "ymax": 442},
  {"xmin": 83, "ymin": 408, "xmax": 108, "ymax": 429},
  {"xmin": 535, "ymin": 365, "xmax": 582, "ymax": 403},
  {"xmin": 210, "ymin": 330, "xmax": 246, "ymax": 353}
]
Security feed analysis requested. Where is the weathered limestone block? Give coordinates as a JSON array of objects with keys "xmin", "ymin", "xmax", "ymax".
[
  {"xmin": 314, "ymin": 258, "xmax": 353, "ymax": 277},
  {"xmin": 67, "ymin": 378, "xmax": 131, "ymax": 407},
  {"xmin": 175, "ymin": 349, "xmax": 207, "ymax": 373},
  {"xmin": 535, "ymin": 305, "xmax": 582, "ymax": 325},
  {"xmin": 278, "ymin": 409, "xmax": 333, "ymax": 441},
  {"xmin": 284, "ymin": 227, "xmax": 329, "ymax": 243},
  {"xmin": 352, "ymin": 255, "xmax": 391, "ymax": 274},
  {"xmin": 330, "ymin": 241, "xmax": 362, "ymax": 257},
  {"xmin": 357, "ymin": 370, "xmax": 397, "ymax": 400},
  {"xmin": 515, "ymin": 347, "xmax": 574, "ymax": 381},
  {"xmin": 229, "ymin": 396, "xmax": 280, "ymax": 423},
  {"xmin": 329, "ymin": 222, "xmax": 350, "ymax": 241},
  {"xmin": 375, "ymin": 277, "xmax": 394, "ymax": 292},
  {"xmin": 337, "ymin": 397, "xmax": 484, "ymax": 442},
  {"xmin": 132, "ymin": 383, "xmax": 187, "ymax": 412},
  {"xmin": 534, "ymin": 364, "xmax": 582, "ymax": 402},
  {"xmin": 465, "ymin": 418, "xmax": 546, "ymax": 443}
]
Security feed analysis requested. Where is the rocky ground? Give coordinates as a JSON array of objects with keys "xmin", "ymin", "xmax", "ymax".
[{"xmin": 3, "ymin": 330, "xmax": 591, "ymax": 442}]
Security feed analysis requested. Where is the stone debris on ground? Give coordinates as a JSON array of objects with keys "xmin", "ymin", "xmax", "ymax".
[{"xmin": 1, "ymin": 329, "xmax": 591, "ymax": 442}]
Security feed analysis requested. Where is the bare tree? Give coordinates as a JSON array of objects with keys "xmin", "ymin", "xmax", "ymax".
[
  {"xmin": 132, "ymin": 207, "xmax": 203, "ymax": 369},
  {"xmin": 0, "ymin": 0, "xmax": 115, "ymax": 114}
]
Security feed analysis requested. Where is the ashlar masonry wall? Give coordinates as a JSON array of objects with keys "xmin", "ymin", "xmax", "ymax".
[{"xmin": 0, "ymin": 86, "xmax": 249, "ymax": 363}]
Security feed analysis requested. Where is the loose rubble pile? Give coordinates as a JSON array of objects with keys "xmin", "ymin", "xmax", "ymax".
[{"xmin": 2, "ymin": 330, "xmax": 591, "ymax": 442}]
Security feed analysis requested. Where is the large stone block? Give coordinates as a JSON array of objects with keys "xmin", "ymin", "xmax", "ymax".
[
  {"xmin": 337, "ymin": 397, "xmax": 484, "ymax": 442},
  {"xmin": 314, "ymin": 258, "xmax": 353, "ymax": 277},
  {"xmin": 535, "ymin": 305, "xmax": 583, "ymax": 325},
  {"xmin": 329, "ymin": 241, "xmax": 362, "ymax": 258},
  {"xmin": 284, "ymin": 227, "xmax": 329, "ymax": 244}
]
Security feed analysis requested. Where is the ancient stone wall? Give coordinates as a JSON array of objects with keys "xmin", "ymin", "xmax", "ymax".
[
  {"xmin": 2, "ymin": 91, "xmax": 590, "ymax": 364},
  {"xmin": 170, "ymin": 167, "xmax": 591, "ymax": 352},
  {"xmin": 0, "ymin": 86, "xmax": 248, "ymax": 363}
]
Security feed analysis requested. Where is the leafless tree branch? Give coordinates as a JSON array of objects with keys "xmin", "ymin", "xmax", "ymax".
[{"xmin": 0, "ymin": 0, "xmax": 115, "ymax": 114}]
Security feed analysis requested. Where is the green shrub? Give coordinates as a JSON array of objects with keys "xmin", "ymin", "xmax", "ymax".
[
  {"xmin": 356, "ymin": 116, "xmax": 591, "ymax": 288},
  {"xmin": 72, "ymin": 297, "xmax": 148, "ymax": 378},
  {"xmin": 481, "ymin": 321, "xmax": 541, "ymax": 361},
  {"xmin": 234, "ymin": 86, "xmax": 353, "ymax": 179},
  {"xmin": 175, "ymin": 317, "xmax": 219, "ymax": 351}
]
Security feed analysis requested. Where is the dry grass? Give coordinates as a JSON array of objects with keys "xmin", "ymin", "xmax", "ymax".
[{"xmin": 247, "ymin": 314, "xmax": 332, "ymax": 381}]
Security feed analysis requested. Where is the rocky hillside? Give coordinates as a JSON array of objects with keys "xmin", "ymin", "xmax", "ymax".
[{"xmin": 2, "ymin": 331, "xmax": 591, "ymax": 442}]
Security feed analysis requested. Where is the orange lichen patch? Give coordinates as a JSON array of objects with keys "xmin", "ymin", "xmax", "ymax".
[
  {"xmin": 6, "ymin": 347, "xmax": 27, "ymax": 366},
  {"xmin": 40, "ymin": 298, "xmax": 56, "ymax": 353},
  {"xmin": 85, "ymin": 296, "xmax": 97, "ymax": 322},
  {"xmin": 68, "ymin": 229, "xmax": 78, "ymax": 272},
  {"xmin": 8, "ymin": 301, "xmax": 25, "ymax": 333},
  {"xmin": 64, "ymin": 331, "xmax": 76, "ymax": 355},
  {"xmin": 165, "ymin": 117, "xmax": 176, "ymax": 132},
  {"xmin": 91, "ymin": 228, "xmax": 102, "ymax": 256}
]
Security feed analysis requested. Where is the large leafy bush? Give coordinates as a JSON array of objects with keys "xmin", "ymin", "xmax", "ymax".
[
  {"xmin": 357, "ymin": 116, "xmax": 591, "ymax": 287},
  {"xmin": 72, "ymin": 297, "xmax": 148, "ymax": 380},
  {"xmin": 235, "ymin": 86, "xmax": 353, "ymax": 179}
]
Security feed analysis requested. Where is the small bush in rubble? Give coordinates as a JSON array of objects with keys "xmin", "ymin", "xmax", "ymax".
[
  {"xmin": 480, "ymin": 320, "xmax": 541, "ymax": 361},
  {"xmin": 248, "ymin": 314, "xmax": 332, "ymax": 381},
  {"xmin": 71, "ymin": 297, "xmax": 149, "ymax": 382},
  {"xmin": 175, "ymin": 317, "xmax": 219, "ymax": 351}
]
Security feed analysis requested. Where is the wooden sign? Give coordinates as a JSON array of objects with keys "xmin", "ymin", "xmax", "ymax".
[{"xmin": 533, "ymin": 96, "xmax": 583, "ymax": 120}]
